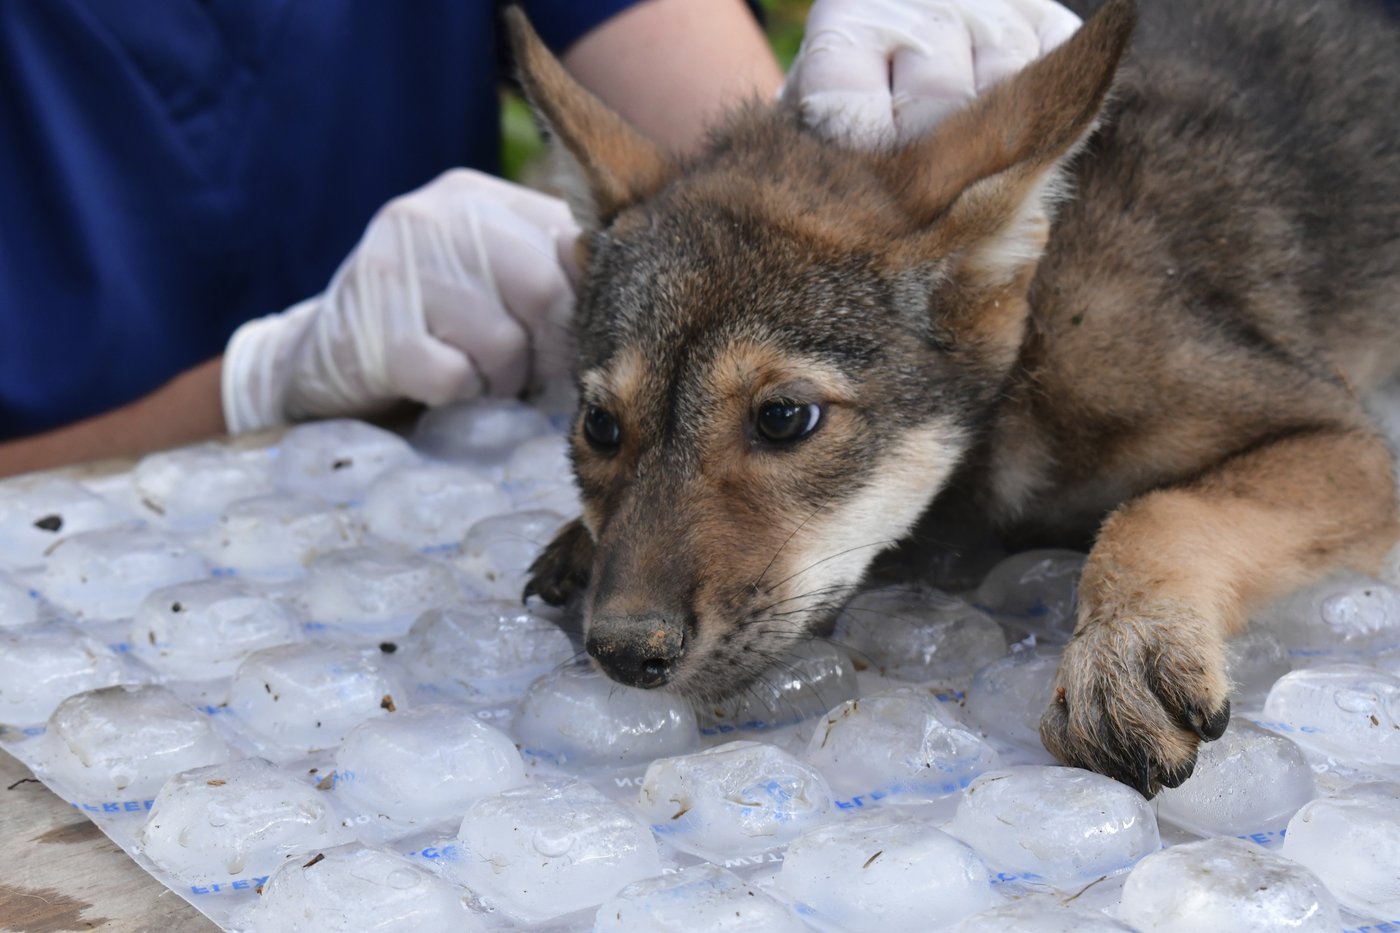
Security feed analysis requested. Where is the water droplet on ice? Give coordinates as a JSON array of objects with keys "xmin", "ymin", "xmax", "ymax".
[{"xmin": 1333, "ymin": 688, "xmax": 1379, "ymax": 713}]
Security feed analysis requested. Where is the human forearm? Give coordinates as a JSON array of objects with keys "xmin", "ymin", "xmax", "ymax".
[
  {"xmin": 0, "ymin": 357, "xmax": 226, "ymax": 478},
  {"xmin": 562, "ymin": 0, "xmax": 784, "ymax": 154}
]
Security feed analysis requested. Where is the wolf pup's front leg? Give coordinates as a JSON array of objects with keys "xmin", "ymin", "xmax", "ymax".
[{"xmin": 1041, "ymin": 426, "xmax": 1399, "ymax": 796}]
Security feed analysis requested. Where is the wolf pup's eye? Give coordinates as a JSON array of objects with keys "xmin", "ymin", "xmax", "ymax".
[
  {"xmin": 756, "ymin": 400, "xmax": 822, "ymax": 444},
  {"xmin": 583, "ymin": 406, "xmax": 622, "ymax": 451}
]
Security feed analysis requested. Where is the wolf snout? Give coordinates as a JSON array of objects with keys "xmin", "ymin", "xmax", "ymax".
[{"xmin": 586, "ymin": 613, "xmax": 687, "ymax": 689}]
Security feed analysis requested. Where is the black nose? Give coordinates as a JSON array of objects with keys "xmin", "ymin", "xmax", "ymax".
[{"xmin": 586, "ymin": 613, "xmax": 686, "ymax": 688}]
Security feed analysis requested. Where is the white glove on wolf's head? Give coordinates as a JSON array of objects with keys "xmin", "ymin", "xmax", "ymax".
[{"xmin": 784, "ymin": 0, "xmax": 1082, "ymax": 147}]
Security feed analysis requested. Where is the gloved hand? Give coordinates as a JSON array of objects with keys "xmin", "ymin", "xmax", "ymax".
[
  {"xmin": 784, "ymin": 0, "xmax": 1082, "ymax": 147},
  {"xmin": 222, "ymin": 169, "xmax": 579, "ymax": 434}
]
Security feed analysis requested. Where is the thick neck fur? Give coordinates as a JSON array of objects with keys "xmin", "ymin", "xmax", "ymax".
[{"xmin": 977, "ymin": 0, "xmax": 1400, "ymax": 542}]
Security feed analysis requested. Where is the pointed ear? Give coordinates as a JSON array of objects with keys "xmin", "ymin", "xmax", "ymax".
[
  {"xmin": 504, "ymin": 6, "xmax": 677, "ymax": 231},
  {"xmin": 886, "ymin": 0, "xmax": 1137, "ymax": 286}
]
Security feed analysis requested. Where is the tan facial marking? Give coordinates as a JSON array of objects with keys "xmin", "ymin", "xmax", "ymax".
[
  {"xmin": 711, "ymin": 341, "xmax": 854, "ymax": 399},
  {"xmin": 774, "ymin": 419, "xmax": 969, "ymax": 613},
  {"xmin": 580, "ymin": 346, "xmax": 648, "ymax": 413},
  {"xmin": 575, "ymin": 347, "xmax": 651, "ymax": 537},
  {"xmin": 697, "ymin": 341, "xmax": 857, "ymax": 467}
]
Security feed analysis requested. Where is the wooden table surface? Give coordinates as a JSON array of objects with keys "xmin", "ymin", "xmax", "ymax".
[{"xmin": 1, "ymin": 746, "xmax": 216, "ymax": 932}]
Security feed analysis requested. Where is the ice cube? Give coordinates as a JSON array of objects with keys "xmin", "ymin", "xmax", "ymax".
[
  {"xmin": 973, "ymin": 549, "xmax": 1085, "ymax": 639},
  {"xmin": 204, "ymin": 494, "xmax": 364, "ymax": 580},
  {"xmin": 455, "ymin": 509, "xmax": 566, "ymax": 600},
  {"xmin": 41, "ymin": 526, "xmax": 209, "ymax": 620},
  {"xmin": 1366, "ymin": 381, "xmax": 1400, "ymax": 454},
  {"xmin": 227, "ymin": 643, "xmax": 409, "ymax": 758},
  {"xmin": 360, "ymin": 464, "xmax": 507, "ymax": 550},
  {"xmin": 244, "ymin": 843, "xmax": 484, "ymax": 933},
  {"xmin": 514, "ymin": 661, "xmax": 698, "ymax": 766},
  {"xmin": 136, "ymin": 757, "xmax": 355, "ymax": 885},
  {"xmin": 511, "ymin": 483, "xmax": 581, "ymax": 518},
  {"xmin": 596, "ymin": 864, "xmax": 805, "ymax": 933},
  {"xmin": 411, "ymin": 398, "xmax": 553, "ymax": 469},
  {"xmin": 965, "ymin": 646, "xmax": 1062, "ymax": 749},
  {"xmin": 699, "ymin": 640, "xmax": 858, "ymax": 737},
  {"xmin": 1280, "ymin": 783, "xmax": 1400, "ymax": 919},
  {"xmin": 456, "ymin": 779, "xmax": 661, "ymax": 924},
  {"xmin": 334, "ymin": 705, "xmax": 526, "ymax": 824},
  {"xmin": 1118, "ymin": 837, "xmax": 1339, "ymax": 933},
  {"xmin": 503, "ymin": 433, "xmax": 571, "ymax": 487},
  {"xmin": 129, "ymin": 580, "xmax": 303, "ymax": 680},
  {"xmin": 1257, "ymin": 573, "xmax": 1400, "ymax": 657},
  {"xmin": 0, "ymin": 475, "xmax": 128, "ymax": 569},
  {"xmin": 1260, "ymin": 663, "xmax": 1400, "ymax": 768},
  {"xmin": 131, "ymin": 443, "xmax": 274, "ymax": 528},
  {"xmin": 402, "ymin": 602, "xmax": 576, "ymax": 701},
  {"xmin": 38, "ymin": 685, "xmax": 229, "ymax": 800},
  {"xmin": 504, "ymin": 435, "xmax": 581, "ymax": 514},
  {"xmin": 777, "ymin": 811, "xmax": 998, "ymax": 932},
  {"xmin": 300, "ymin": 545, "xmax": 462, "ymax": 635},
  {"xmin": 638, "ymin": 740, "xmax": 833, "ymax": 860},
  {"xmin": 805, "ymin": 691, "xmax": 1000, "ymax": 804},
  {"xmin": 949, "ymin": 902, "xmax": 1135, "ymax": 932},
  {"xmin": 1381, "ymin": 531, "xmax": 1400, "ymax": 585},
  {"xmin": 272, "ymin": 419, "xmax": 418, "ymax": 504},
  {"xmin": 947, "ymin": 766, "xmax": 1160, "ymax": 889},
  {"xmin": 834, "ymin": 584, "xmax": 1007, "ymax": 684},
  {"xmin": 1153, "ymin": 719, "xmax": 1313, "ymax": 841},
  {"xmin": 0, "ymin": 627, "xmax": 128, "ymax": 724},
  {"xmin": 0, "ymin": 570, "xmax": 39, "ymax": 629},
  {"xmin": 1224, "ymin": 625, "xmax": 1293, "ymax": 705}
]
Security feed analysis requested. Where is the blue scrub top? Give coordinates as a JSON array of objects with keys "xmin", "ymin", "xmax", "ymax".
[{"xmin": 0, "ymin": 0, "xmax": 641, "ymax": 441}]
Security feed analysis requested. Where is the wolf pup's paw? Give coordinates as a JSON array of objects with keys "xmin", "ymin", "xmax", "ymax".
[
  {"xmin": 523, "ymin": 518, "xmax": 594, "ymax": 607},
  {"xmin": 1038, "ymin": 604, "xmax": 1231, "ymax": 798}
]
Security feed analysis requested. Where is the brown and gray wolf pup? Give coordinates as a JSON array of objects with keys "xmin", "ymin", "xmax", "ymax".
[{"xmin": 512, "ymin": 0, "xmax": 1400, "ymax": 796}]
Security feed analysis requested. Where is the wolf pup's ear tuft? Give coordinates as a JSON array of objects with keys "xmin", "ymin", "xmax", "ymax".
[
  {"xmin": 504, "ymin": 6, "xmax": 677, "ymax": 231},
  {"xmin": 886, "ymin": 0, "xmax": 1138, "ymax": 288}
]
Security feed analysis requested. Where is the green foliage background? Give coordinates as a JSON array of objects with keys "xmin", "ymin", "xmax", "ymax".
[{"xmin": 501, "ymin": 0, "xmax": 812, "ymax": 182}]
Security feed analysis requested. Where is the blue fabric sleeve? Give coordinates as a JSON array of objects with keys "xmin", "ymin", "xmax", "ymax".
[
  {"xmin": 0, "ymin": 1, "xmax": 502, "ymax": 439},
  {"xmin": 521, "ymin": 0, "xmax": 646, "ymax": 52},
  {"xmin": 520, "ymin": 0, "xmax": 765, "ymax": 53}
]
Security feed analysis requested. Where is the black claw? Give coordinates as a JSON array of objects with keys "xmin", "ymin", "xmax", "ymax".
[
  {"xmin": 1102, "ymin": 747, "xmax": 1155, "ymax": 798},
  {"xmin": 1185, "ymin": 699, "xmax": 1231, "ymax": 742},
  {"xmin": 1105, "ymin": 758, "xmax": 1153, "ymax": 798},
  {"xmin": 1158, "ymin": 757, "xmax": 1196, "ymax": 789}
]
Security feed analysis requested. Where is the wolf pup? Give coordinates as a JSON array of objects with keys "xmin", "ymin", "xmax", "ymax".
[{"xmin": 512, "ymin": 0, "xmax": 1400, "ymax": 796}]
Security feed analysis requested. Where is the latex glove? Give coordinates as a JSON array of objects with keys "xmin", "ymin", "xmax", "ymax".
[
  {"xmin": 222, "ymin": 169, "xmax": 579, "ymax": 434},
  {"xmin": 784, "ymin": 0, "xmax": 1082, "ymax": 147}
]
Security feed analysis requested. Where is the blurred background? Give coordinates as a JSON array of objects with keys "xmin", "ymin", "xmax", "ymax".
[{"xmin": 501, "ymin": 0, "xmax": 812, "ymax": 181}]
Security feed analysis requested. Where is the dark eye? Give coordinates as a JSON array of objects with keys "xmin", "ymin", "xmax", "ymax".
[
  {"xmin": 583, "ymin": 406, "xmax": 621, "ymax": 451},
  {"xmin": 756, "ymin": 400, "xmax": 822, "ymax": 444}
]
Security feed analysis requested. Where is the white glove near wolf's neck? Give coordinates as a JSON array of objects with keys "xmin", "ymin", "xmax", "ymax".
[
  {"xmin": 222, "ymin": 169, "xmax": 578, "ymax": 434},
  {"xmin": 785, "ymin": 0, "xmax": 1082, "ymax": 147}
]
